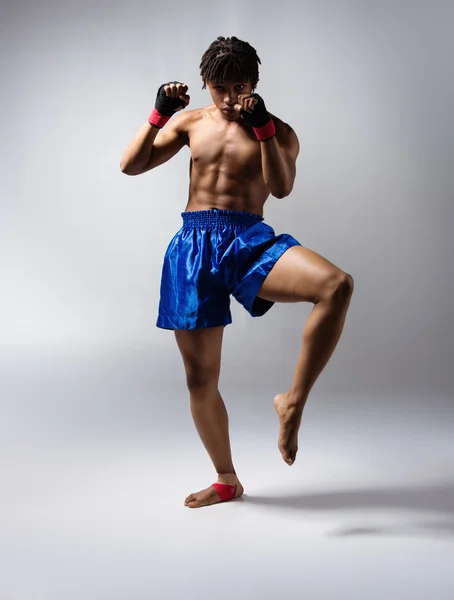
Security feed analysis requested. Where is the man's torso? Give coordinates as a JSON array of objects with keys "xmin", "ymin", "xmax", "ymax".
[{"xmin": 181, "ymin": 105, "xmax": 289, "ymax": 216}]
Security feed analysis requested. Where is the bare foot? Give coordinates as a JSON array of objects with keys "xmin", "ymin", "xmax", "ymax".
[
  {"xmin": 184, "ymin": 474, "xmax": 244, "ymax": 508},
  {"xmin": 273, "ymin": 392, "xmax": 303, "ymax": 466}
]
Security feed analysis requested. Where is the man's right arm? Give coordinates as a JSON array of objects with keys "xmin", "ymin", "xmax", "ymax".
[{"xmin": 120, "ymin": 112, "xmax": 189, "ymax": 176}]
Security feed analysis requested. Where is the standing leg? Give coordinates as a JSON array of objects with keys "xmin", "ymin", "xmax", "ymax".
[
  {"xmin": 257, "ymin": 245, "xmax": 355, "ymax": 465},
  {"xmin": 174, "ymin": 326, "xmax": 244, "ymax": 508}
]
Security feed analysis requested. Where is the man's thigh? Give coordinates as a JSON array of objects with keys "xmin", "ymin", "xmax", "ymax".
[{"xmin": 256, "ymin": 245, "xmax": 348, "ymax": 304}]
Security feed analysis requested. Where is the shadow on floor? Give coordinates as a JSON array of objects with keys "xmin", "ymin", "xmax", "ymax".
[
  {"xmin": 243, "ymin": 479, "xmax": 454, "ymax": 539},
  {"xmin": 327, "ymin": 519, "xmax": 454, "ymax": 539}
]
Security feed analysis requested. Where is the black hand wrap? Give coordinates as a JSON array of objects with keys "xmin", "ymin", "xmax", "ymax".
[
  {"xmin": 155, "ymin": 81, "xmax": 187, "ymax": 116},
  {"xmin": 240, "ymin": 94, "xmax": 269, "ymax": 127},
  {"xmin": 240, "ymin": 94, "xmax": 276, "ymax": 141}
]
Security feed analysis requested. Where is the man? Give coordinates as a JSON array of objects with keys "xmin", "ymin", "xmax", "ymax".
[{"xmin": 120, "ymin": 36, "xmax": 354, "ymax": 509}]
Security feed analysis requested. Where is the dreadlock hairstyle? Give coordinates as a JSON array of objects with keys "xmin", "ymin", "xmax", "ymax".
[{"xmin": 199, "ymin": 36, "xmax": 261, "ymax": 90}]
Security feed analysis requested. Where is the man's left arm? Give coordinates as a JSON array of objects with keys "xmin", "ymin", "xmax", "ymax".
[
  {"xmin": 237, "ymin": 93, "xmax": 300, "ymax": 199},
  {"xmin": 260, "ymin": 124, "xmax": 299, "ymax": 199}
]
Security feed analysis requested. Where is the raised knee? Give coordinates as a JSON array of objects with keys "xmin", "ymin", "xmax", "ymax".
[
  {"xmin": 341, "ymin": 272, "xmax": 354, "ymax": 295},
  {"xmin": 321, "ymin": 271, "xmax": 354, "ymax": 303}
]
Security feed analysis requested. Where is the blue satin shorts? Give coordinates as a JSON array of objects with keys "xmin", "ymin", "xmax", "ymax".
[{"xmin": 156, "ymin": 209, "xmax": 301, "ymax": 330}]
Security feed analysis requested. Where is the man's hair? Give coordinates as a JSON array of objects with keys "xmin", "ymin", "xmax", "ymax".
[{"xmin": 199, "ymin": 36, "xmax": 261, "ymax": 90}]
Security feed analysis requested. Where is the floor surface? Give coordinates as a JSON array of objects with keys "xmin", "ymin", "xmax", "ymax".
[{"xmin": 1, "ymin": 358, "xmax": 453, "ymax": 599}]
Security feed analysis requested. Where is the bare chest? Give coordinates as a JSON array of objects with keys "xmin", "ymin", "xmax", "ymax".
[{"xmin": 188, "ymin": 119, "xmax": 263, "ymax": 177}]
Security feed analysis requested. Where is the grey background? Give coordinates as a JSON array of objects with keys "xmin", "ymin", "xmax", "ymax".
[{"xmin": 1, "ymin": 1, "xmax": 454, "ymax": 599}]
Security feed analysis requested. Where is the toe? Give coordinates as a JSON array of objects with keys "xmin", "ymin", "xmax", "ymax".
[
  {"xmin": 280, "ymin": 447, "xmax": 294, "ymax": 465},
  {"xmin": 288, "ymin": 447, "xmax": 298, "ymax": 464},
  {"xmin": 279, "ymin": 444, "xmax": 290, "ymax": 460}
]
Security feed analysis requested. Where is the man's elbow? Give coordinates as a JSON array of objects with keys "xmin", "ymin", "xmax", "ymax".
[
  {"xmin": 120, "ymin": 161, "xmax": 143, "ymax": 176},
  {"xmin": 272, "ymin": 184, "xmax": 293, "ymax": 199},
  {"xmin": 120, "ymin": 161, "xmax": 133, "ymax": 175}
]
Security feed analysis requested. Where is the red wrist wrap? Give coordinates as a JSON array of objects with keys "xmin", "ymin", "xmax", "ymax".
[
  {"xmin": 148, "ymin": 108, "xmax": 171, "ymax": 128},
  {"xmin": 253, "ymin": 119, "xmax": 276, "ymax": 141}
]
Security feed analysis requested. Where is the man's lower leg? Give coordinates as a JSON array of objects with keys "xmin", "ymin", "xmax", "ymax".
[
  {"xmin": 184, "ymin": 387, "xmax": 243, "ymax": 507},
  {"xmin": 288, "ymin": 275, "xmax": 354, "ymax": 405},
  {"xmin": 189, "ymin": 386, "xmax": 236, "ymax": 475},
  {"xmin": 274, "ymin": 276, "xmax": 354, "ymax": 465}
]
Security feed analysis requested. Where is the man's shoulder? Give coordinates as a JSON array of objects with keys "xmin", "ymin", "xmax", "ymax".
[
  {"xmin": 172, "ymin": 107, "xmax": 206, "ymax": 130},
  {"xmin": 269, "ymin": 113, "xmax": 295, "ymax": 133}
]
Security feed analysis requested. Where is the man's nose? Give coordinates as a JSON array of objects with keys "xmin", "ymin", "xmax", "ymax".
[{"xmin": 224, "ymin": 92, "xmax": 237, "ymax": 105}]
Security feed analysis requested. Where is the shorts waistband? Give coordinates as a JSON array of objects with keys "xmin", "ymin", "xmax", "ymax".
[{"xmin": 181, "ymin": 209, "xmax": 264, "ymax": 229}]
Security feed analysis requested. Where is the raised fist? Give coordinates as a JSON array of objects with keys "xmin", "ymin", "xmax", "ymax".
[
  {"xmin": 235, "ymin": 93, "xmax": 275, "ymax": 141},
  {"xmin": 155, "ymin": 81, "xmax": 190, "ymax": 116},
  {"xmin": 235, "ymin": 93, "xmax": 269, "ymax": 128}
]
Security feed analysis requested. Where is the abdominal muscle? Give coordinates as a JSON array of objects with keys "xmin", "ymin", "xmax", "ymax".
[{"xmin": 185, "ymin": 172, "xmax": 271, "ymax": 216}]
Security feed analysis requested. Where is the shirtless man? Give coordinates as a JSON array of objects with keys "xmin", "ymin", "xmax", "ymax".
[{"xmin": 120, "ymin": 36, "xmax": 354, "ymax": 508}]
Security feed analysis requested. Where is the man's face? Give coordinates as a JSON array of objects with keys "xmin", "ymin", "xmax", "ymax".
[{"xmin": 207, "ymin": 80, "xmax": 254, "ymax": 120}]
